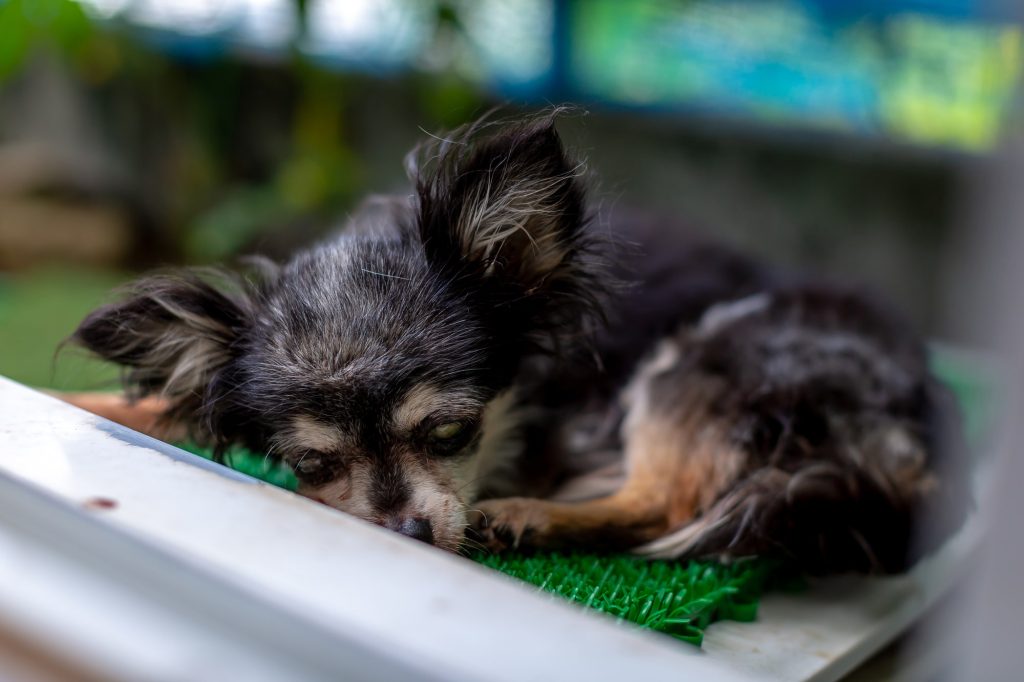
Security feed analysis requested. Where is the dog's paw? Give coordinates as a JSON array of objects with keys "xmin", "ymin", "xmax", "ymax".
[{"xmin": 470, "ymin": 497, "xmax": 552, "ymax": 553}]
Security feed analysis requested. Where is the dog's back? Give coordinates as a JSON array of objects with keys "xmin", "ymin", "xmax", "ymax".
[
  {"xmin": 504, "ymin": 212, "xmax": 970, "ymax": 573},
  {"xmin": 627, "ymin": 285, "xmax": 969, "ymax": 572}
]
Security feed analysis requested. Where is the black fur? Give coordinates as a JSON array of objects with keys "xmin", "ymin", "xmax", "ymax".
[
  {"xmin": 632, "ymin": 286, "xmax": 970, "ymax": 573},
  {"xmin": 69, "ymin": 114, "xmax": 970, "ymax": 571}
]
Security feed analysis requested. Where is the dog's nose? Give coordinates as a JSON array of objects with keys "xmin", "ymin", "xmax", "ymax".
[{"xmin": 388, "ymin": 516, "xmax": 434, "ymax": 545}]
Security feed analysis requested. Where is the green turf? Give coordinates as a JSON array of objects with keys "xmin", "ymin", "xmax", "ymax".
[{"xmin": 477, "ymin": 552, "xmax": 781, "ymax": 645}]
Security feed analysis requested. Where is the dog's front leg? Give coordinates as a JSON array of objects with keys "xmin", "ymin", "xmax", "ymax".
[
  {"xmin": 471, "ymin": 490, "xmax": 672, "ymax": 553},
  {"xmin": 472, "ymin": 405, "xmax": 746, "ymax": 553}
]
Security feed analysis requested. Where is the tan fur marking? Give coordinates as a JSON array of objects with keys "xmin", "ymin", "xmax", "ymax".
[
  {"xmin": 391, "ymin": 384, "xmax": 444, "ymax": 432},
  {"xmin": 455, "ymin": 388, "xmax": 523, "ymax": 501},
  {"xmin": 162, "ymin": 336, "xmax": 224, "ymax": 398},
  {"xmin": 475, "ymin": 371, "xmax": 746, "ymax": 552},
  {"xmin": 456, "ymin": 165, "xmax": 580, "ymax": 281},
  {"xmin": 288, "ymin": 415, "xmax": 346, "ymax": 453},
  {"xmin": 391, "ymin": 384, "xmax": 483, "ymax": 433},
  {"xmin": 302, "ymin": 459, "xmax": 372, "ymax": 519},
  {"xmin": 405, "ymin": 457, "xmax": 464, "ymax": 551}
]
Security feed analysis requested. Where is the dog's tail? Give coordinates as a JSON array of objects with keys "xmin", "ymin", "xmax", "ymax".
[
  {"xmin": 634, "ymin": 416, "xmax": 971, "ymax": 575},
  {"xmin": 634, "ymin": 464, "xmax": 901, "ymax": 573}
]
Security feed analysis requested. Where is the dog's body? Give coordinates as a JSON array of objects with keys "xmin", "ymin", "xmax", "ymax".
[{"xmin": 66, "ymin": 116, "xmax": 969, "ymax": 571}]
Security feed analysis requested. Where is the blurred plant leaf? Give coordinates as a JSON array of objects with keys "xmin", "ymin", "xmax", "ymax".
[
  {"xmin": 417, "ymin": 72, "xmax": 484, "ymax": 128},
  {"xmin": 0, "ymin": 0, "xmax": 95, "ymax": 81},
  {"xmin": 185, "ymin": 186, "xmax": 291, "ymax": 263}
]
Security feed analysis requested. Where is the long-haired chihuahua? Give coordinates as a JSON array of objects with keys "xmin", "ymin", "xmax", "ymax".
[{"xmin": 62, "ymin": 113, "xmax": 969, "ymax": 572}]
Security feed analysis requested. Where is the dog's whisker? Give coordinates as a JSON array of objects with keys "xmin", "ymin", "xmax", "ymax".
[{"xmin": 360, "ymin": 268, "xmax": 412, "ymax": 281}]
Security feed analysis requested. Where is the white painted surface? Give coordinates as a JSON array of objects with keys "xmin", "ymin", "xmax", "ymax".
[
  {"xmin": 702, "ymin": 536, "xmax": 975, "ymax": 682},
  {"xmin": 0, "ymin": 377, "xmax": 976, "ymax": 681}
]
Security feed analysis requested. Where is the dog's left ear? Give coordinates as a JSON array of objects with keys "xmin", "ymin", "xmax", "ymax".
[
  {"xmin": 415, "ymin": 118, "xmax": 586, "ymax": 288},
  {"xmin": 69, "ymin": 270, "xmax": 258, "ymax": 418}
]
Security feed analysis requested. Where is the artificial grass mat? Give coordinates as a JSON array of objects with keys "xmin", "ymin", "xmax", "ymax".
[
  {"xmin": 175, "ymin": 440, "xmax": 785, "ymax": 646},
  {"xmin": 476, "ymin": 552, "xmax": 783, "ymax": 645}
]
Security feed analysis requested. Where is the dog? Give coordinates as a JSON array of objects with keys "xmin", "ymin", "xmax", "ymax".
[{"xmin": 63, "ymin": 114, "xmax": 970, "ymax": 572}]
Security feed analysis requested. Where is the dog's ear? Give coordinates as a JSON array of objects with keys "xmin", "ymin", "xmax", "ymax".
[
  {"xmin": 414, "ymin": 117, "xmax": 586, "ymax": 287},
  {"xmin": 71, "ymin": 270, "xmax": 257, "ymax": 407}
]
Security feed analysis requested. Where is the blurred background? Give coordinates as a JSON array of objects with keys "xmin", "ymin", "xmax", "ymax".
[
  {"xmin": 0, "ymin": 0, "xmax": 1020, "ymax": 394},
  {"xmin": 1, "ymin": 3, "xmax": 1022, "ymax": 679}
]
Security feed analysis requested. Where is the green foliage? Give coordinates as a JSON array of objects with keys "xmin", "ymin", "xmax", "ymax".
[
  {"xmin": 0, "ymin": 0, "xmax": 94, "ymax": 81},
  {"xmin": 572, "ymin": 0, "xmax": 1021, "ymax": 151},
  {"xmin": 416, "ymin": 72, "xmax": 487, "ymax": 129},
  {"xmin": 878, "ymin": 16, "xmax": 1023, "ymax": 151},
  {"xmin": 185, "ymin": 186, "xmax": 294, "ymax": 263},
  {"xmin": 0, "ymin": 268, "xmax": 124, "ymax": 390},
  {"xmin": 0, "ymin": 0, "xmax": 485, "ymax": 263}
]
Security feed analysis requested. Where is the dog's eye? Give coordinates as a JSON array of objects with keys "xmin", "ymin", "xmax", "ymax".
[
  {"xmin": 424, "ymin": 419, "xmax": 477, "ymax": 455},
  {"xmin": 295, "ymin": 454, "xmax": 325, "ymax": 474},
  {"xmin": 291, "ymin": 450, "xmax": 340, "ymax": 485},
  {"xmin": 430, "ymin": 422, "xmax": 464, "ymax": 441}
]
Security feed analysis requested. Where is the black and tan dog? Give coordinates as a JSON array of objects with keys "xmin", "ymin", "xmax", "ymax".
[{"xmin": 62, "ymin": 114, "xmax": 969, "ymax": 572}]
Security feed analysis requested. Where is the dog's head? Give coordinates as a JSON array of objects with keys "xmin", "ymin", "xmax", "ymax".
[{"xmin": 72, "ymin": 117, "xmax": 604, "ymax": 550}]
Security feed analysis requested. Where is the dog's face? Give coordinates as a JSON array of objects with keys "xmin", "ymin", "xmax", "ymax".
[
  {"xmin": 72, "ymin": 118, "xmax": 602, "ymax": 550},
  {"xmin": 230, "ymin": 235, "xmax": 526, "ymax": 551}
]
